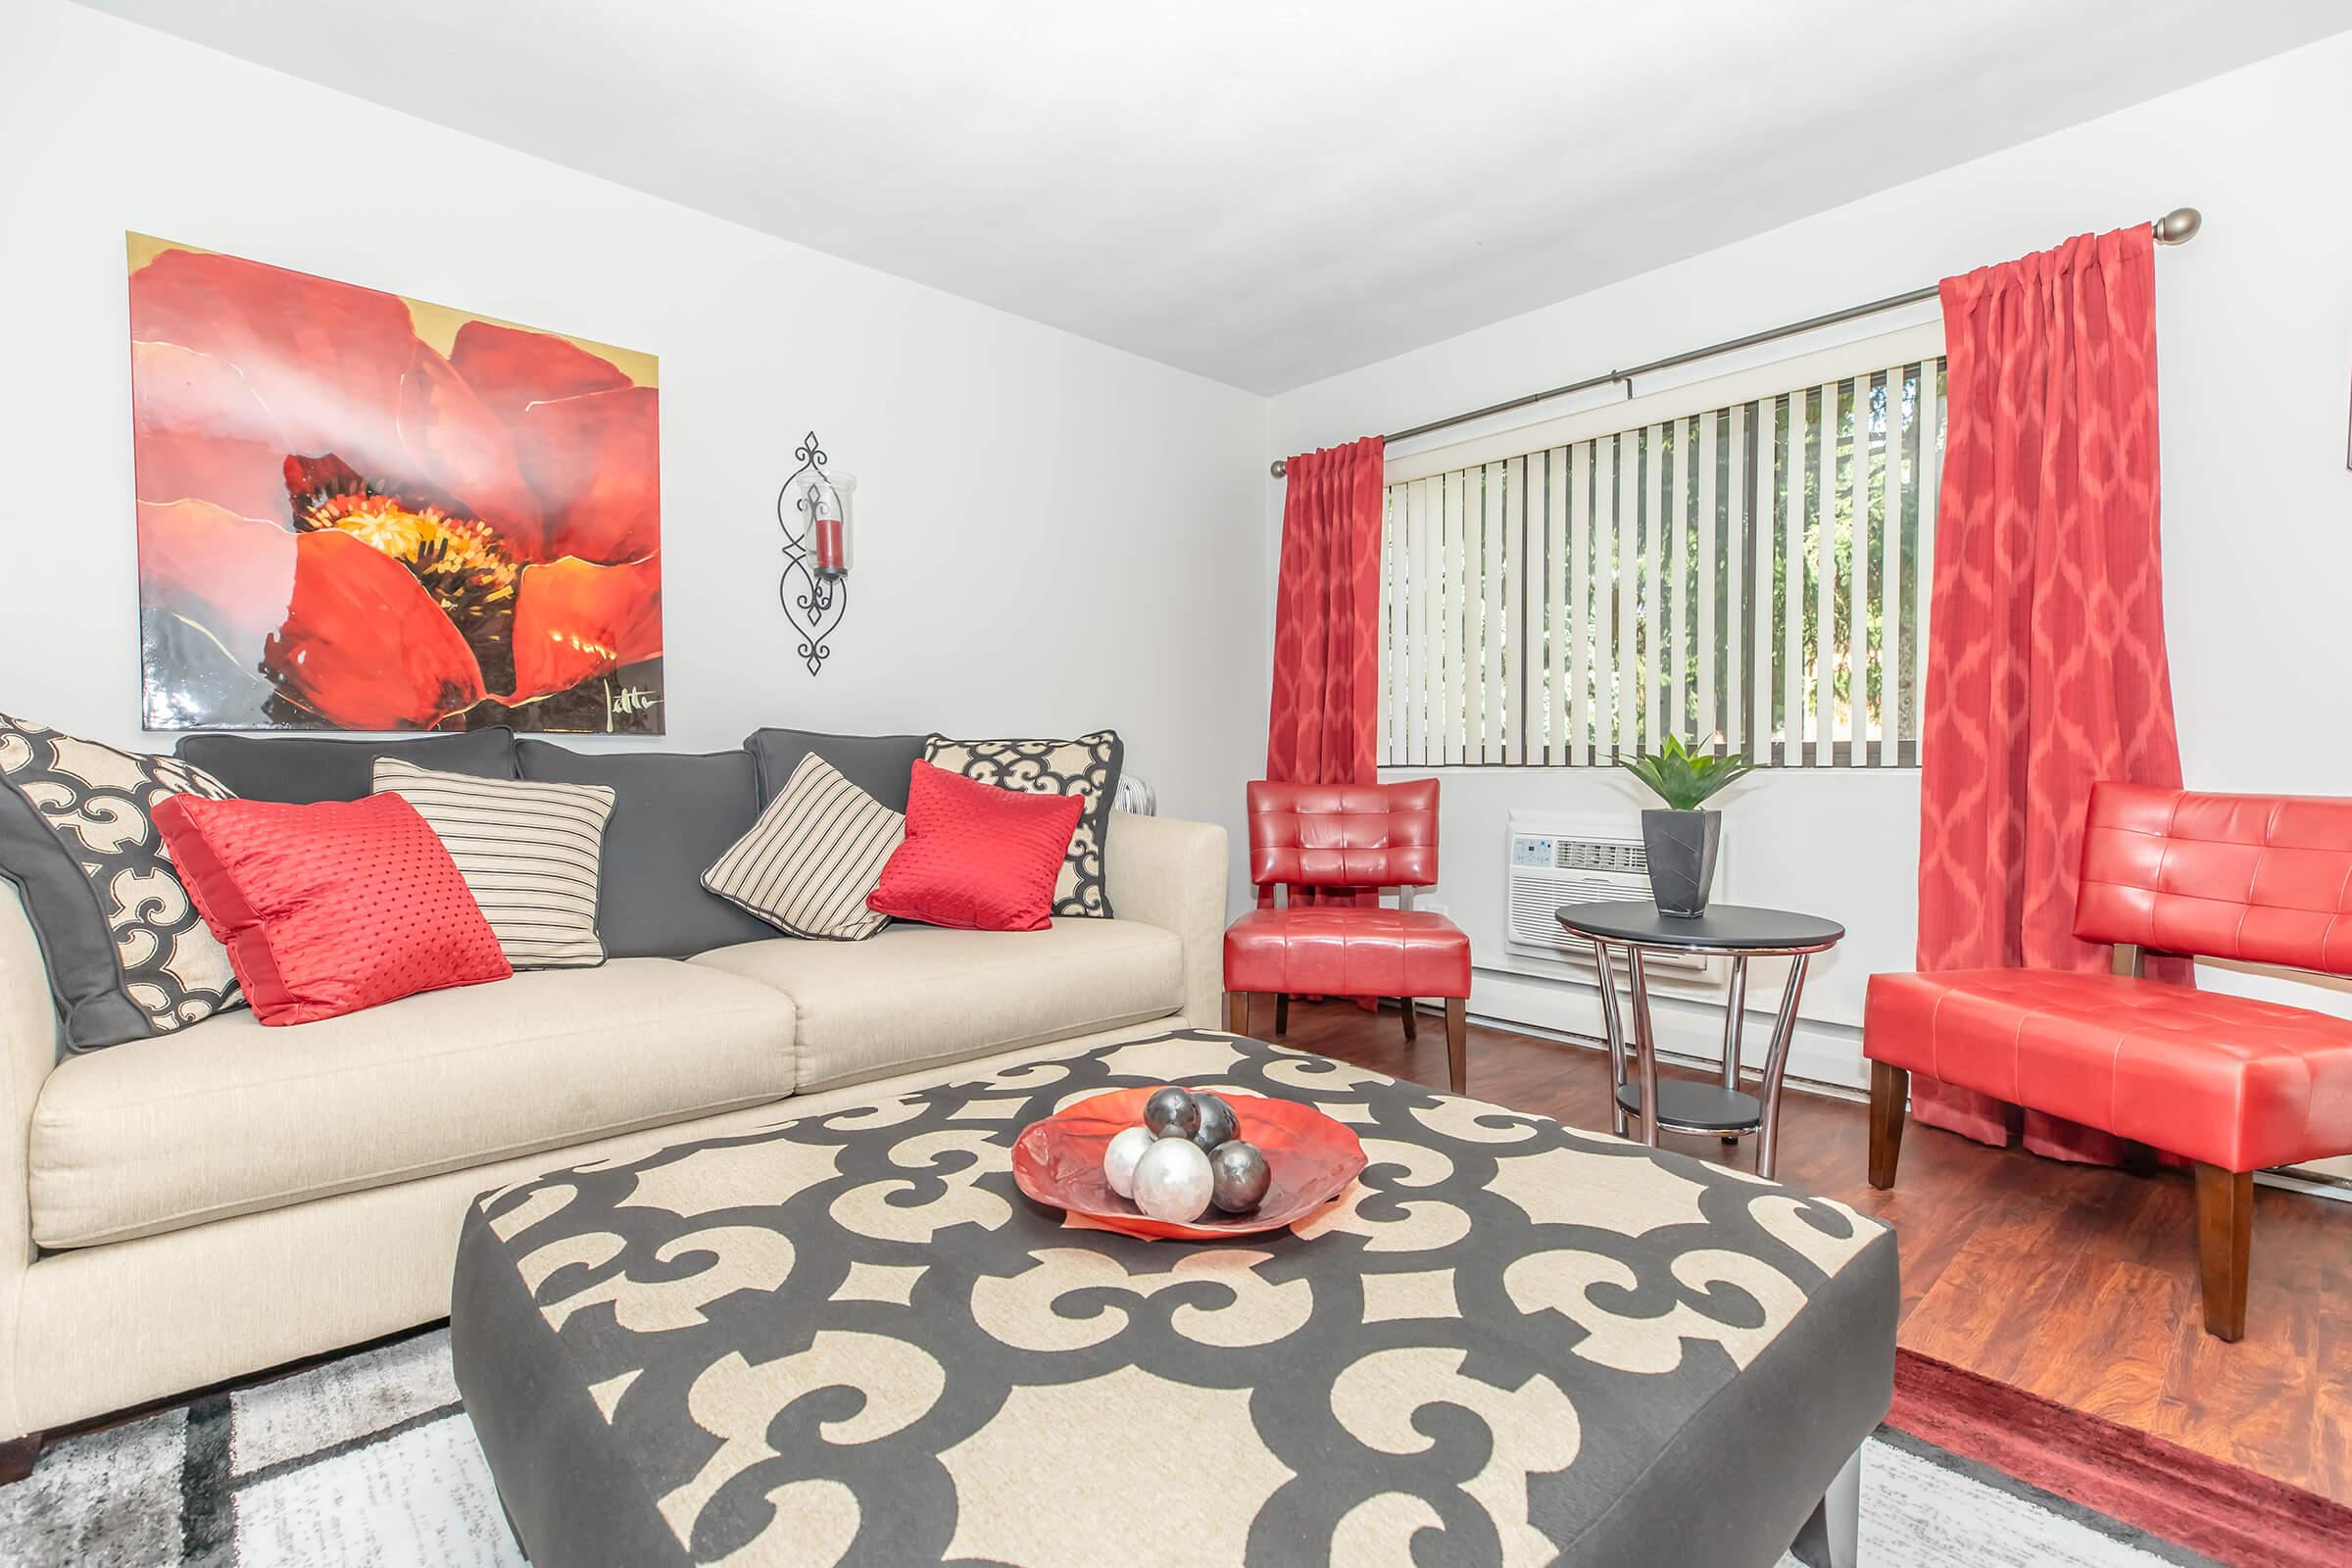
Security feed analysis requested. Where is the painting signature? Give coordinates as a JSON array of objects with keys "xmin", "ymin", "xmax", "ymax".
[{"xmin": 604, "ymin": 682, "xmax": 662, "ymax": 731}]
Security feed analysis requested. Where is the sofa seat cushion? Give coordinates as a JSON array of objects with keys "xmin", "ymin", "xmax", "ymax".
[
  {"xmin": 30, "ymin": 958, "xmax": 798, "ymax": 1250},
  {"xmin": 691, "ymin": 918, "xmax": 1181, "ymax": 1092},
  {"xmin": 1865, "ymin": 967, "xmax": 2352, "ymax": 1172}
]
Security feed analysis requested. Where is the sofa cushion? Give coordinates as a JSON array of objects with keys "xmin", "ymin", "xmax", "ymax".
[
  {"xmin": 0, "ymin": 712, "xmax": 243, "ymax": 1051},
  {"xmin": 29, "ymin": 958, "xmax": 798, "ymax": 1249},
  {"xmin": 174, "ymin": 727, "xmax": 519, "ymax": 805},
  {"xmin": 744, "ymin": 728, "xmax": 926, "ymax": 811},
  {"xmin": 374, "ymin": 760, "xmax": 614, "ymax": 970},
  {"xmin": 868, "ymin": 762, "xmax": 1083, "ymax": 933},
  {"xmin": 704, "ymin": 755, "xmax": 903, "ymax": 942},
  {"xmin": 516, "ymin": 740, "xmax": 772, "ymax": 957},
  {"xmin": 924, "ymin": 729, "xmax": 1123, "ymax": 917},
  {"xmin": 1866, "ymin": 967, "xmax": 2352, "ymax": 1172},
  {"xmin": 155, "ymin": 792, "xmax": 511, "ymax": 1025},
  {"xmin": 691, "ymin": 918, "xmax": 1181, "ymax": 1092}
]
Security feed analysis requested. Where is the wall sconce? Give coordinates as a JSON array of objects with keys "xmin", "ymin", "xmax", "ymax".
[{"xmin": 776, "ymin": 430, "xmax": 854, "ymax": 675}]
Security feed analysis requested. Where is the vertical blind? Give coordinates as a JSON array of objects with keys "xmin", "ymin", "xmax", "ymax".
[{"xmin": 1378, "ymin": 353, "xmax": 1945, "ymax": 768}]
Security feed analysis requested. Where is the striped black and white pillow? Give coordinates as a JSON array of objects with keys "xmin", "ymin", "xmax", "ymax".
[
  {"xmin": 702, "ymin": 754, "xmax": 903, "ymax": 941},
  {"xmin": 372, "ymin": 758, "xmax": 613, "ymax": 970}
]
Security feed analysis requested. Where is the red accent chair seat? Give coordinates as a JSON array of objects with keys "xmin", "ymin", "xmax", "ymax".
[
  {"xmin": 1224, "ymin": 780, "xmax": 1472, "ymax": 1093},
  {"xmin": 1866, "ymin": 782, "xmax": 2352, "ymax": 1341}
]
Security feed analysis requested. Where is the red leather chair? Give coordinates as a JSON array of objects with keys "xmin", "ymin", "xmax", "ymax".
[
  {"xmin": 1224, "ymin": 780, "xmax": 1473, "ymax": 1093},
  {"xmin": 1866, "ymin": 782, "xmax": 2352, "ymax": 1341}
]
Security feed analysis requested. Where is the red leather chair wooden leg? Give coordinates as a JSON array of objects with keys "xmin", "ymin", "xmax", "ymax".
[
  {"xmin": 1399, "ymin": 999, "xmax": 1418, "ymax": 1042},
  {"xmin": 1225, "ymin": 992, "xmax": 1251, "ymax": 1036},
  {"xmin": 2194, "ymin": 1164, "xmax": 2251, "ymax": 1343},
  {"xmin": 1273, "ymin": 994, "xmax": 1289, "ymax": 1038},
  {"xmin": 1868, "ymin": 1061, "xmax": 1907, "ymax": 1190},
  {"xmin": 1445, "ymin": 998, "xmax": 1467, "ymax": 1095}
]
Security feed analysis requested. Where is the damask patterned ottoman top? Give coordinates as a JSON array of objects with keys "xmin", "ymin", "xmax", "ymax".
[{"xmin": 452, "ymin": 1032, "xmax": 1897, "ymax": 1568}]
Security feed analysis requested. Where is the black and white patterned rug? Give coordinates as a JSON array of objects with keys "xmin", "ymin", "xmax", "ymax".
[{"xmin": 0, "ymin": 1327, "xmax": 2213, "ymax": 1567}]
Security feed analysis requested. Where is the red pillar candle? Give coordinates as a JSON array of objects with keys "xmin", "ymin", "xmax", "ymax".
[{"xmin": 808, "ymin": 476, "xmax": 850, "ymax": 579}]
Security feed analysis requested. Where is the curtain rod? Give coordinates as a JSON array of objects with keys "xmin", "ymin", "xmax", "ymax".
[{"xmin": 1269, "ymin": 206, "xmax": 2202, "ymax": 478}]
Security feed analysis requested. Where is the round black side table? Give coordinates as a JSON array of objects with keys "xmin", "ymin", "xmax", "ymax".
[{"xmin": 1555, "ymin": 901, "xmax": 1845, "ymax": 1179}]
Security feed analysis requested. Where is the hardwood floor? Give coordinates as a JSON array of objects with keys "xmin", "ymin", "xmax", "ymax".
[{"xmin": 1254, "ymin": 995, "xmax": 2352, "ymax": 1508}]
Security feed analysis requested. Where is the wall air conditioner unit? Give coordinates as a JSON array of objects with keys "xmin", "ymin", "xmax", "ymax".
[{"xmin": 1504, "ymin": 813, "xmax": 1717, "ymax": 981}]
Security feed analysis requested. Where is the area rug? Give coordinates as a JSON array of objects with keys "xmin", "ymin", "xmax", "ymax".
[
  {"xmin": 0, "ymin": 1328, "xmax": 2232, "ymax": 1567},
  {"xmin": 1886, "ymin": 1348, "xmax": 2352, "ymax": 1568}
]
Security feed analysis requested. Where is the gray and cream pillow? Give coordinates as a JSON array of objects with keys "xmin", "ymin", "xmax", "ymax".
[
  {"xmin": 703, "ymin": 755, "xmax": 903, "ymax": 941},
  {"xmin": 923, "ymin": 729, "xmax": 1122, "ymax": 918},
  {"xmin": 372, "ymin": 758, "xmax": 613, "ymax": 970},
  {"xmin": 0, "ymin": 712, "xmax": 243, "ymax": 1051}
]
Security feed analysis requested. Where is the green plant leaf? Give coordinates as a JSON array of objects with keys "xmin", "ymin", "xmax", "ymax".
[{"xmin": 1620, "ymin": 739, "xmax": 1754, "ymax": 810}]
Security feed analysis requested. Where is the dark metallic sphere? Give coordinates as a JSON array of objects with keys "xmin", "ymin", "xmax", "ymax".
[
  {"xmin": 1209, "ymin": 1140, "xmax": 1271, "ymax": 1212},
  {"xmin": 1191, "ymin": 1092, "xmax": 1239, "ymax": 1152},
  {"xmin": 1143, "ymin": 1086, "xmax": 1200, "ymax": 1141}
]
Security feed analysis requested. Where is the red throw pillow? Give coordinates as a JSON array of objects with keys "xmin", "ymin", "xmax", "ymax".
[
  {"xmin": 154, "ymin": 793, "xmax": 511, "ymax": 1025},
  {"xmin": 867, "ymin": 762, "xmax": 1085, "ymax": 933}
]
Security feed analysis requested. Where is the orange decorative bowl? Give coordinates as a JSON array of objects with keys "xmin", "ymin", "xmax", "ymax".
[{"xmin": 1011, "ymin": 1088, "xmax": 1365, "ymax": 1241}]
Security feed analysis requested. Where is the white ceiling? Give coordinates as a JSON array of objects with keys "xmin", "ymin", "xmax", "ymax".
[{"xmin": 78, "ymin": 0, "xmax": 2352, "ymax": 394}]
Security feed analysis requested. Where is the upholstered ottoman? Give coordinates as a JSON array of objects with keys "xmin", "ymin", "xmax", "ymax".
[{"xmin": 452, "ymin": 1031, "xmax": 1894, "ymax": 1567}]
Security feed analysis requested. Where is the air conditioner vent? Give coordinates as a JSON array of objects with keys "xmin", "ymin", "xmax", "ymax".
[
  {"xmin": 1504, "ymin": 820, "xmax": 1712, "ymax": 979},
  {"xmin": 1557, "ymin": 839, "xmax": 1645, "ymax": 875}
]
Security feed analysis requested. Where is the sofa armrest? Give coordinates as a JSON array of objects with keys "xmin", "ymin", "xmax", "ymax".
[
  {"xmin": 0, "ymin": 883, "xmax": 56, "ymax": 1441},
  {"xmin": 1105, "ymin": 812, "xmax": 1229, "ymax": 1029}
]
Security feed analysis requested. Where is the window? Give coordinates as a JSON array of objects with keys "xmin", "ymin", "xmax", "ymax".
[{"xmin": 1378, "ymin": 327, "xmax": 1945, "ymax": 768}]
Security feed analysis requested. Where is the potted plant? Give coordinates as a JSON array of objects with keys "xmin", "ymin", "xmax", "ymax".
[{"xmin": 1620, "ymin": 736, "xmax": 1754, "ymax": 917}]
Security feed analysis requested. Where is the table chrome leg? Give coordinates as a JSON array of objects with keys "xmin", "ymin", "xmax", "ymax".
[
  {"xmin": 1630, "ymin": 948, "xmax": 1662, "ymax": 1150},
  {"xmin": 1592, "ymin": 938, "xmax": 1630, "ymax": 1137},
  {"xmin": 1755, "ymin": 954, "xmax": 1810, "ymax": 1180},
  {"xmin": 1718, "ymin": 956, "xmax": 1748, "ymax": 1146},
  {"xmin": 1719, "ymin": 956, "xmax": 1747, "ymax": 1090}
]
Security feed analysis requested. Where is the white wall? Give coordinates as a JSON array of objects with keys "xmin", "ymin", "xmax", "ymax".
[
  {"xmin": 7, "ymin": 2, "xmax": 2348, "ymax": 1090},
  {"xmin": 0, "ymin": 0, "xmax": 1268, "ymax": 908},
  {"xmin": 1268, "ymin": 31, "xmax": 2352, "ymax": 1088}
]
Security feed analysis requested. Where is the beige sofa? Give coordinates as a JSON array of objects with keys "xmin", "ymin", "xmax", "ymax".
[{"xmin": 0, "ymin": 809, "xmax": 1227, "ymax": 1462}]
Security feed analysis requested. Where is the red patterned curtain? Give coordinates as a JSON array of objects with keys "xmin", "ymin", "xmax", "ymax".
[
  {"xmin": 1912, "ymin": 224, "xmax": 2188, "ymax": 1162},
  {"xmin": 1266, "ymin": 437, "xmax": 1386, "ymax": 786}
]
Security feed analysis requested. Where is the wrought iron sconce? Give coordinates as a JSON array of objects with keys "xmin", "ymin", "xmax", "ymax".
[{"xmin": 775, "ymin": 431, "xmax": 855, "ymax": 675}]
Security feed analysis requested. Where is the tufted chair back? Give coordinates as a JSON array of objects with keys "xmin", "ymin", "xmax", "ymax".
[
  {"xmin": 1247, "ymin": 780, "xmax": 1439, "ymax": 903},
  {"xmin": 2076, "ymin": 782, "xmax": 2352, "ymax": 973}
]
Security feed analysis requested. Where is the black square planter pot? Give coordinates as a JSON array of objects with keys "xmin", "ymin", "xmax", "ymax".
[{"xmin": 1642, "ymin": 808, "xmax": 1721, "ymax": 917}]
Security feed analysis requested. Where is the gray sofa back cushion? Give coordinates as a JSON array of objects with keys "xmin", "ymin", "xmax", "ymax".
[
  {"xmin": 517, "ymin": 741, "xmax": 772, "ymax": 958},
  {"xmin": 744, "ymin": 729, "xmax": 926, "ymax": 812},
  {"xmin": 174, "ymin": 727, "xmax": 519, "ymax": 804}
]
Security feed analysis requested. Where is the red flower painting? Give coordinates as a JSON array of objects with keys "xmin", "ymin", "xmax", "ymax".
[{"xmin": 127, "ymin": 234, "xmax": 663, "ymax": 733}]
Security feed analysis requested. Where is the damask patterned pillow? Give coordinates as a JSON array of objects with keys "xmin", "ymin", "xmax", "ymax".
[
  {"xmin": 922, "ymin": 729, "xmax": 1123, "ymax": 918},
  {"xmin": 0, "ymin": 713, "xmax": 243, "ymax": 1052}
]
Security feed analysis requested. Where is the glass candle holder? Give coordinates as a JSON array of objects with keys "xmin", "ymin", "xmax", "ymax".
[{"xmin": 808, "ymin": 473, "xmax": 854, "ymax": 580}]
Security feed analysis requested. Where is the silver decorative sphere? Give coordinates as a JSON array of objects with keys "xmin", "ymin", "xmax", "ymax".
[
  {"xmin": 1132, "ymin": 1137, "xmax": 1214, "ymax": 1223},
  {"xmin": 1191, "ymin": 1093, "xmax": 1239, "ymax": 1153},
  {"xmin": 1210, "ymin": 1141, "xmax": 1271, "ymax": 1213},
  {"xmin": 1102, "ymin": 1125, "xmax": 1156, "ymax": 1200},
  {"xmin": 1143, "ymin": 1086, "xmax": 1200, "ymax": 1141}
]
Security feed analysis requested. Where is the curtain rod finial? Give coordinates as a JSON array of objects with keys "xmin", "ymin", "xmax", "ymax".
[
  {"xmin": 2153, "ymin": 207, "xmax": 2201, "ymax": 245},
  {"xmin": 1270, "ymin": 458, "xmax": 1288, "ymax": 478}
]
